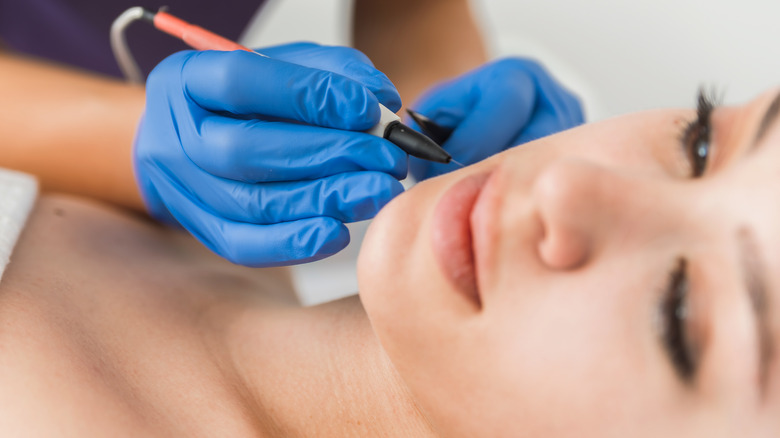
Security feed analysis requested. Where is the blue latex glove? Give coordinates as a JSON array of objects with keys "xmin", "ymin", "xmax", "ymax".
[
  {"xmin": 409, "ymin": 58, "xmax": 584, "ymax": 180},
  {"xmin": 134, "ymin": 42, "xmax": 407, "ymax": 267}
]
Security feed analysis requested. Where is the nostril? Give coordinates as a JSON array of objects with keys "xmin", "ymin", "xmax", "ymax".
[{"xmin": 538, "ymin": 225, "xmax": 590, "ymax": 270}]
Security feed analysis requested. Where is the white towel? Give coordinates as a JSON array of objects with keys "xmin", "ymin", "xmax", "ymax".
[{"xmin": 0, "ymin": 169, "xmax": 37, "ymax": 281}]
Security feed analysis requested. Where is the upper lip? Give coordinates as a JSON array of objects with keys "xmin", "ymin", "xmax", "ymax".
[{"xmin": 467, "ymin": 166, "xmax": 503, "ymax": 302}]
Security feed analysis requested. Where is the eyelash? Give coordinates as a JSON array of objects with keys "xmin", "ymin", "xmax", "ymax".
[
  {"xmin": 661, "ymin": 258, "xmax": 697, "ymax": 383},
  {"xmin": 660, "ymin": 90, "xmax": 718, "ymax": 383},
  {"xmin": 679, "ymin": 89, "xmax": 717, "ymax": 178}
]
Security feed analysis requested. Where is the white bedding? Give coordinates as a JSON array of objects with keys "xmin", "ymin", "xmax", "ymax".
[{"xmin": 0, "ymin": 169, "xmax": 37, "ymax": 281}]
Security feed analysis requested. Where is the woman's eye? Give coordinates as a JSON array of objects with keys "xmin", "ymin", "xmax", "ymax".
[
  {"xmin": 659, "ymin": 258, "xmax": 698, "ymax": 383},
  {"xmin": 680, "ymin": 90, "xmax": 716, "ymax": 178}
]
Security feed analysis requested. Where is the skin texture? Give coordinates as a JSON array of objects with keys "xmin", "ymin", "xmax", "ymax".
[
  {"xmin": 359, "ymin": 88, "xmax": 780, "ymax": 437},
  {"xmin": 0, "ymin": 195, "xmax": 432, "ymax": 437},
  {"xmin": 0, "ymin": 0, "xmax": 486, "ymax": 211},
  {"xmin": 3, "ymin": 89, "xmax": 780, "ymax": 436}
]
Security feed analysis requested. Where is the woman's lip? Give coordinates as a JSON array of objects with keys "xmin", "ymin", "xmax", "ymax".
[{"xmin": 430, "ymin": 172, "xmax": 492, "ymax": 308}]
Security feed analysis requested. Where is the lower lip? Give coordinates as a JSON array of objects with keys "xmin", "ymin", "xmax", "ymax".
[{"xmin": 430, "ymin": 172, "xmax": 491, "ymax": 307}]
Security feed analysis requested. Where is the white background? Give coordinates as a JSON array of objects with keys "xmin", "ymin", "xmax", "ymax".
[{"xmin": 240, "ymin": 0, "xmax": 780, "ymax": 305}]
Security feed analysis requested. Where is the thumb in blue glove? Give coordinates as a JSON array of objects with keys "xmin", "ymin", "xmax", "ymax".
[
  {"xmin": 408, "ymin": 58, "xmax": 584, "ymax": 181},
  {"xmin": 134, "ymin": 42, "xmax": 407, "ymax": 267}
]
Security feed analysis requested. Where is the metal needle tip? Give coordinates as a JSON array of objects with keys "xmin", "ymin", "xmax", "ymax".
[{"xmin": 449, "ymin": 159, "xmax": 466, "ymax": 168}]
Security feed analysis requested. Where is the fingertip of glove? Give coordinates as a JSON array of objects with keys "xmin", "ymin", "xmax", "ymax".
[
  {"xmin": 219, "ymin": 219, "xmax": 350, "ymax": 267},
  {"xmin": 376, "ymin": 144, "xmax": 409, "ymax": 181},
  {"xmin": 339, "ymin": 90, "xmax": 382, "ymax": 131},
  {"xmin": 298, "ymin": 218, "xmax": 351, "ymax": 258},
  {"xmin": 347, "ymin": 173, "xmax": 405, "ymax": 221},
  {"xmin": 375, "ymin": 92, "xmax": 402, "ymax": 114},
  {"xmin": 366, "ymin": 75, "xmax": 402, "ymax": 113}
]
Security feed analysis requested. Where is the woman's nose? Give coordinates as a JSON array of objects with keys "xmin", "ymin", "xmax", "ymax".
[{"xmin": 531, "ymin": 158, "xmax": 637, "ymax": 270}]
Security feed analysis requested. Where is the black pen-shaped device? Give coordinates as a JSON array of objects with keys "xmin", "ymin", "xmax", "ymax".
[
  {"xmin": 139, "ymin": 8, "xmax": 453, "ymax": 164},
  {"xmin": 365, "ymin": 105, "xmax": 452, "ymax": 164}
]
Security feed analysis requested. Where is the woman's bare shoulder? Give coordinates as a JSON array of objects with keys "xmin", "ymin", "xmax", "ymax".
[
  {"xmin": 5, "ymin": 193, "xmax": 296, "ymax": 295},
  {"xmin": 0, "ymin": 193, "xmax": 297, "ymax": 435}
]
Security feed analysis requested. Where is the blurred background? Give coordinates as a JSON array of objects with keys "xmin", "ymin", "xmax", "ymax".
[{"xmin": 240, "ymin": 0, "xmax": 780, "ymax": 305}]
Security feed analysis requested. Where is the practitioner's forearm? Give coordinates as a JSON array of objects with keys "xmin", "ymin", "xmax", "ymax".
[
  {"xmin": 352, "ymin": 0, "xmax": 489, "ymax": 107},
  {"xmin": 0, "ymin": 50, "xmax": 146, "ymax": 211}
]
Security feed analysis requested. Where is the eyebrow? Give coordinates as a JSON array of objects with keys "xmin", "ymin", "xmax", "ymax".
[
  {"xmin": 737, "ymin": 227, "xmax": 774, "ymax": 400},
  {"xmin": 752, "ymin": 90, "xmax": 780, "ymax": 148}
]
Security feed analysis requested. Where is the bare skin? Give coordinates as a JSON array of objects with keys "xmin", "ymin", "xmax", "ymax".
[
  {"xmin": 0, "ymin": 53, "xmax": 146, "ymax": 211},
  {"xmin": 0, "ymin": 195, "xmax": 434, "ymax": 437}
]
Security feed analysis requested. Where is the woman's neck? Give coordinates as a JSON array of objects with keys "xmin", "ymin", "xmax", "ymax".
[{"xmin": 226, "ymin": 295, "xmax": 437, "ymax": 437}]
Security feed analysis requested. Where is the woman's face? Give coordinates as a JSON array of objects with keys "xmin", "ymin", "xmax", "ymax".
[{"xmin": 358, "ymin": 88, "xmax": 780, "ymax": 437}]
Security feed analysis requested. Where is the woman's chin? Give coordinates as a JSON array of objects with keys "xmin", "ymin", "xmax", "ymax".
[{"xmin": 358, "ymin": 184, "xmax": 415, "ymax": 305}]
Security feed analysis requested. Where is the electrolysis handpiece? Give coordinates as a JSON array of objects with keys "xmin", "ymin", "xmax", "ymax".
[
  {"xmin": 138, "ymin": 8, "xmax": 452, "ymax": 165},
  {"xmin": 406, "ymin": 108, "xmax": 455, "ymax": 146},
  {"xmin": 365, "ymin": 105, "xmax": 452, "ymax": 164}
]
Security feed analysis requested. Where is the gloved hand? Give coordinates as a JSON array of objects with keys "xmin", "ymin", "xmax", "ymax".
[
  {"xmin": 134, "ymin": 42, "xmax": 407, "ymax": 267},
  {"xmin": 408, "ymin": 58, "xmax": 584, "ymax": 180}
]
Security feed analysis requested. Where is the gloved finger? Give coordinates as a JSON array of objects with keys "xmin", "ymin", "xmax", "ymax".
[
  {"xmin": 174, "ymin": 50, "xmax": 381, "ymax": 130},
  {"xmin": 507, "ymin": 62, "xmax": 585, "ymax": 145},
  {"xmin": 410, "ymin": 78, "xmax": 535, "ymax": 179},
  {"xmin": 157, "ymin": 178, "xmax": 350, "ymax": 266},
  {"xmin": 249, "ymin": 172, "xmax": 401, "ymax": 224},
  {"xmin": 517, "ymin": 59, "xmax": 585, "ymax": 129},
  {"xmin": 196, "ymin": 171, "xmax": 404, "ymax": 224},
  {"xmin": 406, "ymin": 61, "xmax": 532, "ymax": 179},
  {"xmin": 411, "ymin": 58, "xmax": 584, "ymax": 143},
  {"xmin": 182, "ymin": 115, "xmax": 407, "ymax": 182},
  {"xmin": 149, "ymin": 155, "xmax": 404, "ymax": 224},
  {"xmin": 260, "ymin": 42, "xmax": 402, "ymax": 112},
  {"xmin": 409, "ymin": 78, "xmax": 476, "ymax": 131},
  {"xmin": 437, "ymin": 61, "xmax": 537, "ymax": 165}
]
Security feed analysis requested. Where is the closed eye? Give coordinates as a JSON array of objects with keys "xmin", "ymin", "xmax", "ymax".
[{"xmin": 659, "ymin": 258, "xmax": 698, "ymax": 383}]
